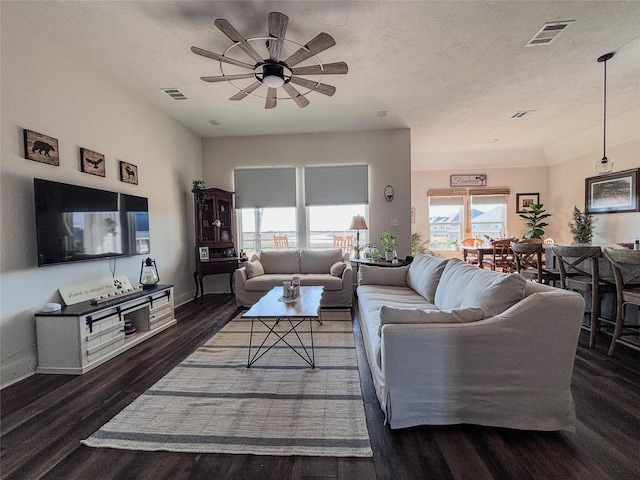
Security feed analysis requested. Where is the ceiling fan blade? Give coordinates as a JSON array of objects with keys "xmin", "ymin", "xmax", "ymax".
[
  {"xmin": 284, "ymin": 33, "xmax": 336, "ymax": 67},
  {"xmin": 214, "ymin": 18, "xmax": 264, "ymax": 64},
  {"xmin": 200, "ymin": 73, "xmax": 255, "ymax": 83},
  {"xmin": 265, "ymin": 87, "xmax": 278, "ymax": 109},
  {"xmin": 290, "ymin": 77, "xmax": 336, "ymax": 96},
  {"xmin": 191, "ymin": 46, "xmax": 254, "ymax": 70},
  {"xmin": 291, "ymin": 62, "xmax": 348, "ymax": 76},
  {"xmin": 229, "ymin": 81, "xmax": 262, "ymax": 101},
  {"xmin": 282, "ymin": 83, "xmax": 310, "ymax": 108},
  {"xmin": 268, "ymin": 12, "xmax": 289, "ymax": 62}
]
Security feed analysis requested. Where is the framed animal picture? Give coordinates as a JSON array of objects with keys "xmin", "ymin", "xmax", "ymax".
[
  {"xmin": 23, "ymin": 129, "xmax": 59, "ymax": 166},
  {"xmin": 80, "ymin": 148, "xmax": 105, "ymax": 177},
  {"xmin": 119, "ymin": 161, "xmax": 138, "ymax": 185}
]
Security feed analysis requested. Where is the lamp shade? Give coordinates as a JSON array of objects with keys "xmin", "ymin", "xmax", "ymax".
[{"xmin": 349, "ymin": 215, "xmax": 368, "ymax": 230}]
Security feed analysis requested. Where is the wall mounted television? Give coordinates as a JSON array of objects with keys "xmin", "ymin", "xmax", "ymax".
[{"xmin": 34, "ymin": 178, "xmax": 150, "ymax": 266}]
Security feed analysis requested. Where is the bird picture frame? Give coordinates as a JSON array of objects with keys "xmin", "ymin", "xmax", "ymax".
[{"xmin": 80, "ymin": 148, "xmax": 105, "ymax": 177}]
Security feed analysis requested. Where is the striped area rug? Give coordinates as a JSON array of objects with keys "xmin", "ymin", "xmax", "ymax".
[{"xmin": 82, "ymin": 309, "xmax": 372, "ymax": 457}]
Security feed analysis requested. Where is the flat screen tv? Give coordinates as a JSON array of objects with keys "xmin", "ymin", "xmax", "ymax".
[{"xmin": 34, "ymin": 178, "xmax": 150, "ymax": 266}]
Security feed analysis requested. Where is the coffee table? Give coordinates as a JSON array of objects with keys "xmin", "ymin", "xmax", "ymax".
[{"xmin": 242, "ymin": 285, "xmax": 323, "ymax": 368}]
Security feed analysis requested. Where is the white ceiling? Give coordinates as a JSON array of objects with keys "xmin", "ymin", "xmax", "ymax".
[{"xmin": 6, "ymin": 1, "xmax": 640, "ymax": 171}]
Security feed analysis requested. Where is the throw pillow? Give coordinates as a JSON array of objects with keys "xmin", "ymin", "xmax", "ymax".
[
  {"xmin": 378, "ymin": 306, "xmax": 485, "ymax": 335},
  {"xmin": 358, "ymin": 265, "xmax": 409, "ymax": 286},
  {"xmin": 434, "ymin": 259, "xmax": 526, "ymax": 317},
  {"xmin": 406, "ymin": 253, "xmax": 449, "ymax": 303},
  {"xmin": 330, "ymin": 261, "xmax": 347, "ymax": 277},
  {"xmin": 244, "ymin": 259, "xmax": 265, "ymax": 279}
]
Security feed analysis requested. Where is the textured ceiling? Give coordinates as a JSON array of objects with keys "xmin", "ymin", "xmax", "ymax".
[{"xmin": 5, "ymin": 1, "xmax": 640, "ymax": 171}]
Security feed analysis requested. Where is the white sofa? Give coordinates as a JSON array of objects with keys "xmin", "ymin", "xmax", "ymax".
[
  {"xmin": 234, "ymin": 249, "xmax": 353, "ymax": 308},
  {"xmin": 357, "ymin": 253, "xmax": 585, "ymax": 431}
]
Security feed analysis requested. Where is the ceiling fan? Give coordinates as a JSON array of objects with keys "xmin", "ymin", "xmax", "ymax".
[{"xmin": 191, "ymin": 11, "xmax": 348, "ymax": 109}]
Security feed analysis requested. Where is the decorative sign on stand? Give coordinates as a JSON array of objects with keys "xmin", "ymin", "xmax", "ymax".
[
  {"xmin": 59, "ymin": 275, "xmax": 134, "ymax": 306},
  {"xmin": 450, "ymin": 174, "xmax": 487, "ymax": 187}
]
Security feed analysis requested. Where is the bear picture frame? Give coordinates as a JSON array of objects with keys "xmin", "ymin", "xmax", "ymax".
[{"xmin": 23, "ymin": 129, "xmax": 59, "ymax": 166}]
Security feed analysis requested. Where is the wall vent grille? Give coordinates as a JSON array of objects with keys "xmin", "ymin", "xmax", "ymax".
[
  {"xmin": 162, "ymin": 88, "xmax": 188, "ymax": 100},
  {"xmin": 525, "ymin": 21, "xmax": 574, "ymax": 47}
]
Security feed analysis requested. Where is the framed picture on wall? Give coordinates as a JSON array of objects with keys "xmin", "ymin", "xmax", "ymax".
[
  {"xmin": 516, "ymin": 193, "xmax": 540, "ymax": 213},
  {"xmin": 585, "ymin": 168, "xmax": 640, "ymax": 214},
  {"xmin": 119, "ymin": 161, "xmax": 138, "ymax": 185},
  {"xmin": 80, "ymin": 148, "xmax": 105, "ymax": 177},
  {"xmin": 23, "ymin": 129, "xmax": 59, "ymax": 166}
]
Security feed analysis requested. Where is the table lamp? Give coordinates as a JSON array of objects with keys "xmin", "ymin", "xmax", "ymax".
[{"xmin": 349, "ymin": 215, "xmax": 368, "ymax": 248}]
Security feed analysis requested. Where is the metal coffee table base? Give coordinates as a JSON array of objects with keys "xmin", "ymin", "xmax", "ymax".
[{"xmin": 247, "ymin": 316, "xmax": 315, "ymax": 368}]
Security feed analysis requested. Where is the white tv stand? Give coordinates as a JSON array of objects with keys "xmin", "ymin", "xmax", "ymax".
[{"xmin": 34, "ymin": 284, "xmax": 176, "ymax": 375}]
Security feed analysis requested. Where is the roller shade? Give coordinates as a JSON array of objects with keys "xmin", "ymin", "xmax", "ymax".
[
  {"xmin": 305, "ymin": 165, "xmax": 368, "ymax": 206},
  {"xmin": 470, "ymin": 194, "xmax": 509, "ymax": 205},
  {"xmin": 428, "ymin": 196, "xmax": 464, "ymax": 206},
  {"xmin": 234, "ymin": 168, "xmax": 296, "ymax": 208}
]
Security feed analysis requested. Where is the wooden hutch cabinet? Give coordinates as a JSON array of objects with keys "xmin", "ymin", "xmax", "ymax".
[{"xmin": 194, "ymin": 187, "xmax": 239, "ymax": 299}]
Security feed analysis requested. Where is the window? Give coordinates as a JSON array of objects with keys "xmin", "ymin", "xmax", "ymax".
[
  {"xmin": 428, "ymin": 189, "xmax": 510, "ymax": 250},
  {"xmin": 308, "ymin": 205, "xmax": 367, "ymax": 249},
  {"xmin": 428, "ymin": 195, "xmax": 464, "ymax": 250},
  {"xmin": 239, "ymin": 207, "xmax": 297, "ymax": 256}
]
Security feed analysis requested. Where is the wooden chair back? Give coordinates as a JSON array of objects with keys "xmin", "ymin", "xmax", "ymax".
[
  {"xmin": 461, "ymin": 237, "xmax": 484, "ymax": 247},
  {"xmin": 273, "ymin": 235, "xmax": 289, "ymax": 250},
  {"xmin": 333, "ymin": 235, "xmax": 353, "ymax": 252}
]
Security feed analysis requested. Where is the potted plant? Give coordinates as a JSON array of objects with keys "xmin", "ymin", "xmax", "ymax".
[
  {"xmin": 519, "ymin": 203, "xmax": 551, "ymax": 239},
  {"xmin": 191, "ymin": 179, "xmax": 207, "ymax": 213},
  {"xmin": 568, "ymin": 206, "xmax": 596, "ymax": 244},
  {"xmin": 380, "ymin": 231, "xmax": 397, "ymax": 261},
  {"xmin": 411, "ymin": 232, "xmax": 440, "ymax": 257}
]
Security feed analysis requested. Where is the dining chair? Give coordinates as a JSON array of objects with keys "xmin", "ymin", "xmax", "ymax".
[
  {"xmin": 461, "ymin": 237, "xmax": 484, "ymax": 265},
  {"xmin": 602, "ymin": 248, "xmax": 640, "ymax": 356},
  {"xmin": 481, "ymin": 239, "xmax": 514, "ymax": 272},
  {"xmin": 333, "ymin": 235, "xmax": 353, "ymax": 253},
  {"xmin": 552, "ymin": 245, "xmax": 616, "ymax": 348},
  {"xmin": 510, "ymin": 241, "xmax": 558, "ymax": 284},
  {"xmin": 273, "ymin": 235, "xmax": 289, "ymax": 250}
]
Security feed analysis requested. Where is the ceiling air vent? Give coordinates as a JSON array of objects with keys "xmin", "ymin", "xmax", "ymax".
[
  {"xmin": 511, "ymin": 110, "xmax": 536, "ymax": 118},
  {"xmin": 525, "ymin": 21, "xmax": 574, "ymax": 47},
  {"xmin": 161, "ymin": 88, "xmax": 188, "ymax": 100}
]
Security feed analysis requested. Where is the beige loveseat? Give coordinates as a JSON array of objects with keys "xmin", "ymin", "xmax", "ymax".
[
  {"xmin": 357, "ymin": 253, "xmax": 585, "ymax": 431},
  {"xmin": 234, "ymin": 249, "xmax": 353, "ymax": 308}
]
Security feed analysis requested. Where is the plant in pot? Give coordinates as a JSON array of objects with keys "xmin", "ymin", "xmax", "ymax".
[
  {"xmin": 379, "ymin": 231, "xmax": 397, "ymax": 261},
  {"xmin": 568, "ymin": 206, "xmax": 596, "ymax": 244},
  {"xmin": 411, "ymin": 232, "xmax": 440, "ymax": 257},
  {"xmin": 519, "ymin": 203, "xmax": 551, "ymax": 239},
  {"xmin": 191, "ymin": 179, "xmax": 207, "ymax": 213}
]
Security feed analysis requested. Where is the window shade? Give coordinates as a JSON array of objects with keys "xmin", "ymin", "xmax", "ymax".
[
  {"xmin": 304, "ymin": 165, "xmax": 368, "ymax": 206},
  {"xmin": 429, "ymin": 196, "xmax": 464, "ymax": 206},
  {"xmin": 234, "ymin": 168, "xmax": 296, "ymax": 208},
  {"xmin": 470, "ymin": 194, "xmax": 509, "ymax": 205}
]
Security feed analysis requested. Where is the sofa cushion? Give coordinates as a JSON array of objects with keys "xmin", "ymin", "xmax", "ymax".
[
  {"xmin": 258, "ymin": 250, "xmax": 301, "ymax": 274},
  {"xmin": 434, "ymin": 259, "xmax": 526, "ymax": 316},
  {"xmin": 300, "ymin": 249, "xmax": 343, "ymax": 274},
  {"xmin": 358, "ymin": 265, "xmax": 409, "ymax": 286},
  {"xmin": 244, "ymin": 259, "xmax": 264, "ymax": 279},
  {"xmin": 378, "ymin": 306, "xmax": 485, "ymax": 335},
  {"xmin": 330, "ymin": 261, "xmax": 347, "ymax": 277},
  {"xmin": 406, "ymin": 253, "xmax": 449, "ymax": 302}
]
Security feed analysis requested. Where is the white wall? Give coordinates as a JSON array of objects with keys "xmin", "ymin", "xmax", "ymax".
[
  {"xmin": 548, "ymin": 140, "xmax": 640, "ymax": 245},
  {"xmin": 0, "ymin": 7, "xmax": 201, "ymax": 387},
  {"xmin": 200, "ymin": 129, "xmax": 412, "ymax": 292}
]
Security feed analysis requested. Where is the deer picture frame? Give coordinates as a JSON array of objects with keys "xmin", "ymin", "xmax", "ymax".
[{"xmin": 119, "ymin": 161, "xmax": 138, "ymax": 185}]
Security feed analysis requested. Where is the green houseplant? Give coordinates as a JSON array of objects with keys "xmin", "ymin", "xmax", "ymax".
[
  {"xmin": 519, "ymin": 203, "xmax": 551, "ymax": 239},
  {"xmin": 568, "ymin": 206, "xmax": 596, "ymax": 244},
  {"xmin": 191, "ymin": 180, "xmax": 207, "ymax": 213},
  {"xmin": 379, "ymin": 231, "xmax": 397, "ymax": 261},
  {"xmin": 411, "ymin": 232, "xmax": 440, "ymax": 257}
]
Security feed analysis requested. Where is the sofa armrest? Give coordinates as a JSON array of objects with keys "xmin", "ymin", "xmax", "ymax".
[{"xmin": 234, "ymin": 266, "xmax": 248, "ymax": 290}]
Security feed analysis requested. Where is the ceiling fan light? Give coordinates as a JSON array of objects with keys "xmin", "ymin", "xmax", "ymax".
[{"xmin": 263, "ymin": 74, "xmax": 285, "ymax": 88}]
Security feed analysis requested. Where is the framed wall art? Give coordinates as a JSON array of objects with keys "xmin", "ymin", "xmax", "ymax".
[
  {"xmin": 119, "ymin": 161, "xmax": 138, "ymax": 185},
  {"xmin": 80, "ymin": 148, "xmax": 105, "ymax": 177},
  {"xmin": 516, "ymin": 193, "xmax": 540, "ymax": 213},
  {"xmin": 23, "ymin": 129, "xmax": 59, "ymax": 166},
  {"xmin": 585, "ymin": 168, "xmax": 639, "ymax": 214},
  {"xmin": 199, "ymin": 246, "xmax": 209, "ymax": 261},
  {"xmin": 450, "ymin": 174, "xmax": 487, "ymax": 187}
]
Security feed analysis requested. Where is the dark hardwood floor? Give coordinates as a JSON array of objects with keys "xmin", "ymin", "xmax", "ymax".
[{"xmin": 2, "ymin": 294, "xmax": 639, "ymax": 480}]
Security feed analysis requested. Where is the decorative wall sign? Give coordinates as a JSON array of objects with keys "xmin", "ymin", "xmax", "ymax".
[
  {"xmin": 23, "ymin": 129, "xmax": 59, "ymax": 166},
  {"xmin": 516, "ymin": 192, "xmax": 540, "ymax": 213},
  {"xmin": 586, "ymin": 168, "xmax": 639, "ymax": 214},
  {"xmin": 450, "ymin": 174, "xmax": 487, "ymax": 187},
  {"xmin": 119, "ymin": 161, "xmax": 138, "ymax": 185},
  {"xmin": 80, "ymin": 148, "xmax": 105, "ymax": 177}
]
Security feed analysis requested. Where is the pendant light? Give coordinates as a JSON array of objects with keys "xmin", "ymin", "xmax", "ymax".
[{"xmin": 595, "ymin": 52, "xmax": 615, "ymax": 175}]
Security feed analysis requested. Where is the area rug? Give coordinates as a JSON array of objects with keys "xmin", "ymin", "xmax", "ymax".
[{"xmin": 82, "ymin": 309, "xmax": 372, "ymax": 457}]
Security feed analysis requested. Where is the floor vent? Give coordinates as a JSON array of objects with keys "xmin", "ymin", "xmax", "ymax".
[
  {"xmin": 525, "ymin": 21, "xmax": 574, "ymax": 47},
  {"xmin": 162, "ymin": 88, "xmax": 188, "ymax": 100}
]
